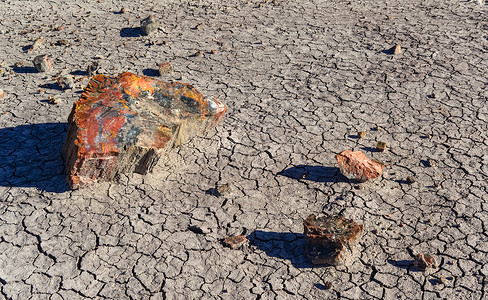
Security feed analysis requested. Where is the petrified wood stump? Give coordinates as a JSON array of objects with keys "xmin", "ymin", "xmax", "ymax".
[
  {"xmin": 304, "ymin": 214, "xmax": 363, "ymax": 266},
  {"xmin": 63, "ymin": 72, "xmax": 226, "ymax": 189}
]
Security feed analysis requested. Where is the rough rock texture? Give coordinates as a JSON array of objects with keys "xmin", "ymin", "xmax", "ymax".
[
  {"xmin": 1, "ymin": 0, "xmax": 487, "ymax": 299},
  {"xmin": 414, "ymin": 253, "xmax": 437, "ymax": 271},
  {"xmin": 223, "ymin": 235, "xmax": 248, "ymax": 249},
  {"xmin": 63, "ymin": 72, "xmax": 226, "ymax": 188},
  {"xmin": 141, "ymin": 16, "xmax": 159, "ymax": 35},
  {"xmin": 33, "ymin": 54, "xmax": 52, "ymax": 72},
  {"xmin": 336, "ymin": 150, "xmax": 385, "ymax": 182},
  {"xmin": 304, "ymin": 214, "xmax": 364, "ymax": 266}
]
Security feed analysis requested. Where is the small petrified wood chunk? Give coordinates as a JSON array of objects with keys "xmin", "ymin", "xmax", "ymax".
[
  {"xmin": 413, "ymin": 253, "xmax": 436, "ymax": 271},
  {"xmin": 222, "ymin": 235, "xmax": 248, "ymax": 250},
  {"xmin": 304, "ymin": 214, "xmax": 363, "ymax": 266},
  {"xmin": 63, "ymin": 72, "xmax": 226, "ymax": 188},
  {"xmin": 335, "ymin": 150, "xmax": 384, "ymax": 182}
]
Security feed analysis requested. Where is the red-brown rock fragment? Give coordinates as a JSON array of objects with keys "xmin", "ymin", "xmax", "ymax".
[
  {"xmin": 304, "ymin": 214, "xmax": 363, "ymax": 266},
  {"xmin": 63, "ymin": 72, "xmax": 226, "ymax": 188},
  {"xmin": 335, "ymin": 150, "xmax": 384, "ymax": 182},
  {"xmin": 157, "ymin": 62, "xmax": 173, "ymax": 76},
  {"xmin": 223, "ymin": 235, "xmax": 248, "ymax": 250},
  {"xmin": 414, "ymin": 253, "xmax": 436, "ymax": 271}
]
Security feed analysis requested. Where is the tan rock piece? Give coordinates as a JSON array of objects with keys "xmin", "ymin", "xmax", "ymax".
[{"xmin": 304, "ymin": 214, "xmax": 364, "ymax": 266}]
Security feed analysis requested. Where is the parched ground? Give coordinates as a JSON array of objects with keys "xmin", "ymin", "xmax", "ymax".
[{"xmin": 0, "ymin": 0, "xmax": 487, "ymax": 299}]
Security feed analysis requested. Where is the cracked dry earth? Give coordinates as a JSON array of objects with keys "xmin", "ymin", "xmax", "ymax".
[{"xmin": 0, "ymin": 0, "xmax": 487, "ymax": 299}]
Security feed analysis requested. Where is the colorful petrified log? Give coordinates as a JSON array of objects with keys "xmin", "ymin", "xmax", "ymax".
[
  {"xmin": 63, "ymin": 72, "xmax": 226, "ymax": 189},
  {"xmin": 304, "ymin": 214, "xmax": 363, "ymax": 266}
]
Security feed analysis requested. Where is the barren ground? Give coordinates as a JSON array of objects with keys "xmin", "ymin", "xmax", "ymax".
[{"xmin": 0, "ymin": 0, "xmax": 487, "ymax": 299}]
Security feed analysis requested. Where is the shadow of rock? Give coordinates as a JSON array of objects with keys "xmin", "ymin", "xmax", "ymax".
[
  {"xmin": 0, "ymin": 123, "xmax": 69, "ymax": 193},
  {"xmin": 39, "ymin": 82, "xmax": 62, "ymax": 90},
  {"xmin": 12, "ymin": 66, "xmax": 37, "ymax": 74},
  {"xmin": 248, "ymin": 230, "xmax": 314, "ymax": 268},
  {"xmin": 387, "ymin": 259, "xmax": 420, "ymax": 271},
  {"xmin": 278, "ymin": 165, "xmax": 347, "ymax": 183},
  {"xmin": 142, "ymin": 68, "xmax": 159, "ymax": 77},
  {"xmin": 360, "ymin": 146, "xmax": 379, "ymax": 153},
  {"xmin": 70, "ymin": 70, "xmax": 88, "ymax": 76},
  {"xmin": 120, "ymin": 27, "xmax": 142, "ymax": 37}
]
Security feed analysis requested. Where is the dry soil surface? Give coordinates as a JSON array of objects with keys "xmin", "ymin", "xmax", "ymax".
[{"xmin": 0, "ymin": 0, "xmax": 487, "ymax": 299}]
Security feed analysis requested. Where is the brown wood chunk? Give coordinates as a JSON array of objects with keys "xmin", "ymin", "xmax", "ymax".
[{"xmin": 304, "ymin": 214, "xmax": 363, "ymax": 266}]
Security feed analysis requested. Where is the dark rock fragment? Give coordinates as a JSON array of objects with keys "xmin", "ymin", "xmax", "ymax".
[
  {"xmin": 33, "ymin": 54, "xmax": 52, "ymax": 72},
  {"xmin": 141, "ymin": 16, "xmax": 159, "ymax": 35},
  {"xmin": 55, "ymin": 39, "xmax": 70, "ymax": 46},
  {"xmin": 86, "ymin": 61, "xmax": 99, "ymax": 76},
  {"xmin": 413, "ymin": 253, "xmax": 436, "ymax": 271},
  {"xmin": 376, "ymin": 141, "xmax": 387, "ymax": 152},
  {"xmin": 324, "ymin": 281, "xmax": 332, "ymax": 289},
  {"xmin": 304, "ymin": 214, "xmax": 363, "ymax": 266},
  {"xmin": 56, "ymin": 74, "xmax": 74, "ymax": 89},
  {"xmin": 406, "ymin": 175, "xmax": 415, "ymax": 184}
]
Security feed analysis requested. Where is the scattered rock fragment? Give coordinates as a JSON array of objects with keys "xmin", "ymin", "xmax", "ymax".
[
  {"xmin": 358, "ymin": 131, "xmax": 366, "ymax": 138},
  {"xmin": 28, "ymin": 37, "xmax": 44, "ymax": 52},
  {"xmin": 56, "ymin": 74, "xmax": 74, "ymax": 89},
  {"xmin": 157, "ymin": 62, "xmax": 173, "ymax": 76},
  {"xmin": 223, "ymin": 235, "xmax": 248, "ymax": 249},
  {"xmin": 324, "ymin": 281, "xmax": 332, "ymax": 289},
  {"xmin": 47, "ymin": 96, "xmax": 58, "ymax": 104},
  {"xmin": 120, "ymin": 7, "xmax": 127, "ymax": 13},
  {"xmin": 393, "ymin": 44, "xmax": 402, "ymax": 54},
  {"xmin": 141, "ymin": 16, "xmax": 159, "ymax": 35},
  {"xmin": 63, "ymin": 72, "xmax": 226, "ymax": 188},
  {"xmin": 406, "ymin": 175, "xmax": 415, "ymax": 184},
  {"xmin": 0, "ymin": 89, "xmax": 4, "ymax": 99},
  {"xmin": 336, "ymin": 150, "xmax": 384, "ymax": 182},
  {"xmin": 55, "ymin": 39, "xmax": 70, "ymax": 46},
  {"xmin": 376, "ymin": 141, "xmax": 387, "ymax": 152},
  {"xmin": 216, "ymin": 183, "xmax": 232, "ymax": 197},
  {"xmin": 413, "ymin": 253, "xmax": 436, "ymax": 271},
  {"xmin": 192, "ymin": 50, "xmax": 204, "ymax": 57},
  {"xmin": 303, "ymin": 214, "xmax": 364, "ymax": 266},
  {"xmin": 33, "ymin": 54, "xmax": 52, "ymax": 72},
  {"xmin": 86, "ymin": 61, "xmax": 99, "ymax": 76}
]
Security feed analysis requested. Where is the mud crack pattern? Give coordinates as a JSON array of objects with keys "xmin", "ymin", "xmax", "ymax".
[{"xmin": 0, "ymin": 0, "xmax": 487, "ymax": 299}]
